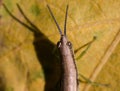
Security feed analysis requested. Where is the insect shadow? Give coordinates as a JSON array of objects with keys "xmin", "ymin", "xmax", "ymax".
[
  {"xmin": 3, "ymin": 4, "xmax": 61, "ymax": 91},
  {"xmin": 0, "ymin": 73, "xmax": 6, "ymax": 91}
]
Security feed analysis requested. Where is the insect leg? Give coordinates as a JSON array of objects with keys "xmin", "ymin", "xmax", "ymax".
[
  {"xmin": 75, "ymin": 36, "xmax": 96, "ymax": 60},
  {"xmin": 78, "ymin": 74, "xmax": 110, "ymax": 87}
]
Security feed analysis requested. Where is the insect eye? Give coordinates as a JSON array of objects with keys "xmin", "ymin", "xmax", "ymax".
[
  {"xmin": 57, "ymin": 41, "xmax": 61, "ymax": 48},
  {"xmin": 67, "ymin": 41, "xmax": 72, "ymax": 48}
]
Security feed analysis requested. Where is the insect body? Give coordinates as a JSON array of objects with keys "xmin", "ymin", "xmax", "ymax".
[{"xmin": 47, "ymin": 5, "xmax": 78, "ymax": 91}]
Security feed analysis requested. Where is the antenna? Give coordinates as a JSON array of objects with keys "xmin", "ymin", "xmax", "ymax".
[
  {"xmin": 64, "ymin": 5, "xmax": 69, "ymax": 36},
  {"xmin": 47, "ymin": 5, "xmax": 63, "ymax": 36}
]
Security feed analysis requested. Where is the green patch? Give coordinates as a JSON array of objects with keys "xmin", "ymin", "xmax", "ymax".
[
  {"xmin": 31, "ymin": 70, "xmax": 44, "ymax": 81},
  {"xmin": 30, "ymin": 4, "xmax": 41, "ymax": 16},
  {"xmin": 4, "ymin": 0, "xmax": 13, "ymax": 11},
  {"xmin": 6, "ymin": 87, "xmax": 14, "ymax": 91},
  {"xmin": 2, "ymin": 0, "xmax": 13, "ymax": 17},
  {"xmin": 94, "ymin": 31, "xmax": 104, "ymax": 39}
]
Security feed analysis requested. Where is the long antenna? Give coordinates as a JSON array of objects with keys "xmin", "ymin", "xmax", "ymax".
[
  {"xmin": 64, "ymin": 5, "xmax": 69, "ymax": 36},
  {"xmin": 47, "ymin": 5, "xmax": 63, "ymax": 36}
]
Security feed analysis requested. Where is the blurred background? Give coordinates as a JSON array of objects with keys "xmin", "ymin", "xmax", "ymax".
[{"xmin": 0, "ymin": 0, "xmax": 120, "ymax": 91}]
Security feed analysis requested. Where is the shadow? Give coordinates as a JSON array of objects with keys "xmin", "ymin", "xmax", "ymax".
[
  {"xmin": 3, "ymin": 4, "xmax": 61, "ymax": 91},
  {"xmin": 0, "ymin": 74, "xmax": 5, "ymax": 91}
]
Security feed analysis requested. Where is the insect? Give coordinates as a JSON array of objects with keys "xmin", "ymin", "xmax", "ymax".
[
  {"xmin": 3, "ymin": 3, "xmax": 108, "ymax": 91},
  {"xmin": 47, "ymin": 5, "xmax": 108, "ymax": 91},
  {"xmin": 47, "ymin": 5, "xmax": 78, "ymax": 91}
]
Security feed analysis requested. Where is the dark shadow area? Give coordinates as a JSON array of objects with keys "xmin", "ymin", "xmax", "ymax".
[
  {"xmin": 0, "ymin": 74, "xmax": 5, "ymax": 91},
  {"xmin": 3, "ymin": 4, "xmax": 61, "ymax": 91}
]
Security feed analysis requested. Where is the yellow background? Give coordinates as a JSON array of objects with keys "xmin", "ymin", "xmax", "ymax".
[{"xmin": 0, "ymin": 0, "xmax": 120, "ymax": 91}]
